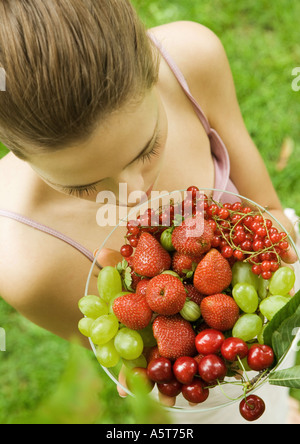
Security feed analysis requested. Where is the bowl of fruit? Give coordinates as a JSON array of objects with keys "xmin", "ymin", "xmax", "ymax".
[{"xmin": 79, "ymin": 187, "xmax": 300, "ymax": 422}]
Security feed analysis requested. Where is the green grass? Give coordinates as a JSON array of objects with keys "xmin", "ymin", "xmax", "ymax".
[{"xmin": 0, "ymin": 0, "xmax": 300, "ymax": 423}]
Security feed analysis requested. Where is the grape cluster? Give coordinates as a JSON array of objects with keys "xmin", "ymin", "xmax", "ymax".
[
  {"xmin": 78, "ymin": 267, "xmax": 148, "ymax": 369},
  {"xmin": 231, "ymin": 261, "xmax": 295, "ymax": 342}
]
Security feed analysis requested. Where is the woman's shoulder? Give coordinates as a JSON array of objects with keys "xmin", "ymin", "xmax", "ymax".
[{"xmin": 150, "ymin": 21, "xmax": 230, "ymax": 116}]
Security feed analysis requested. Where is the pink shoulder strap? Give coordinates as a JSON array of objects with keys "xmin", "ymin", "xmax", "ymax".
[
  {"xmin": 0, "ymin": 209, "xmax": 98, "ymax": 264},
  {"xmin": 149, "ymin": 33, "xmax": 212, "ymax": 136}
]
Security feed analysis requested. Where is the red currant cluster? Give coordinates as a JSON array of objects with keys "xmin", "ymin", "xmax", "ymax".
[
  {"xmin": 204, "ymin": 200, "xmax": 289, "ymax": 280},
  {"xmin": 120, "ymin": 186, "xmax": 290, "ymax": 280}
]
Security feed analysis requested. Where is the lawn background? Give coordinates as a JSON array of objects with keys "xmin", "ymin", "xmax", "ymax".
[{"xmin": 0, "ymin": 0, "xmax": 299, "ymax": 424}]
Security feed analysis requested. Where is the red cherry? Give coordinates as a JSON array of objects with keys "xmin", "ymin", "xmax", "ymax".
[
  {"xmin": 181, "ymin": 379, "xmax": 209, "ymax": 404},
  {"xmin": 147, "ymin": 357, "xmax": 173, "ymax": 383},
  {"xmin": 247, "ymin": 345, "xmax": 275, "ymax": 372},
  {"xmin": 239, "ymin": 395, "xmax": 266, "ymax": 422},
  {"xmin": 173, "ymin": 356, "xmax": 198, "ymax": 385},
  {"xmin": 157, "ymin": 378, "xmax": 182, "ymax": 397},
  {"xmin": 221, "ymin": 337, "xmax": 249, "ymax": 362},
  {"xmin": 198, "ymin": 354, "xmax": 227, "ymax": 384},
  {"xmin": 195, "ymin": 329, "xmax": 225, "ymax": 356}
]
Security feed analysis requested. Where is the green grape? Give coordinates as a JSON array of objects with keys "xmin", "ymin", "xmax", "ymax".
[
  {"xmin": 138, "ymin": 324, "xmax": 157, "ymax": 347},
  {"xmin": 231, "ymin": 262, "xmax": 259, "ymax": 290},
  {"xmin": 78, "ymin": 317, "xmax": 94, "ymax": 337},
  {"xmin": 257, "ymin": 277, "xmax": 270, "ymax": 300},
  {"xmin": 97, "ymin": 266, "xmax": 123, "ymax": 303},
  {"xmin": 122, "ymin": 355, "xmax": 148, "ymax": 370},
  {"xmin": 232, "ymin": 314, "xmax": 263, "ymax": 342},
  {"xmin": 160, "ymin": 228, "xmax": 176, "ymax": 252},
  {"xmin": 78, "ymin": 295, "xmax": 109, "ymax": 319},
  {"xmin": 180, "ymin": 300, "xmax": 201, "ymax": 321},
  {"xmin": 257, "ymin": 325, "xmax": 267, "ymax": 345},
  {"xmin": 232, "ymin": 283, "xmax": 259, "ymax": 314},
  {"xmin": 90, "ymin": 314, "xmax": 119, "ymax": 346},
  {"xmin": 95, "ymin": 340, "xmax": 120, "ymax": 368},
  {"xmin": 114, "ymin": 328, "xmax": 144, "ymax": 360},
  {"xmin": 259, "ymin": 295, "xmax": 289, "ymax": 321},
  {"xmin": 269, "ymin": 267, "xmax": 296, "ymax": 296},
  {"xmin": 109, "ymin": 292, "xmax": 131, "ymax": 314}
]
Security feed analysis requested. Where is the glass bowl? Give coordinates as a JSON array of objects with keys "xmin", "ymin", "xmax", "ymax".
[{"xmin": 84, "ymin": 188, "xmax": 300, "ymax": 414}]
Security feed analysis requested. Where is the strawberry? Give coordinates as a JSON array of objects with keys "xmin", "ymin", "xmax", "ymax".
[
  {"xmin": 184, "ymin": 284, "xmax": 205, "ymax": 306},
  {"xmin": 136, "ymin": 279, "xmax": 150, "ymax": 298},
  {"xmin": 193, "ymin": 248, "xmax": 232, "ymax": 295},
  {"xmin": 146, "ymin": 274, "xmax": 187, "ymax": 316},
  {"xmin": 171, "ymin": 215, "xmax": 214, "ymax": 256},
  {"xmin": 133, "ymin": 232, "xmax": 171, "ymax": 278},
  {"xmin": 200, "ymin": 294, "xmax": 240, "ymax": 331},
  {"xmin": 171, "ymin": 251, "xmax": 203, "ymax": 278},
  {"xmin": 152, "ymin": 314, "xmax": 197, "ymax": 361},
  {"xmin": 113, "ymin": 293, "xmax": 153, "ymax": 330}
]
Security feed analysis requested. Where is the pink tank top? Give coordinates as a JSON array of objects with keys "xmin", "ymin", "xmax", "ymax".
[{"xmin": 0, "ymin": 36, "xmax": 239, "ymax": 265}]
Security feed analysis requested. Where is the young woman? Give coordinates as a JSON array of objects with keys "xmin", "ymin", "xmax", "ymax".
[{"xmin": 0, "ymin": 0, "xmax": 297, "ymax": 423}]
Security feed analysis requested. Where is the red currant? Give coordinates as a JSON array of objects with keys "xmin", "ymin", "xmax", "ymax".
[
  {"xmin": 261, "ymin": 270, "xmax": 272, "ymax": 280},
  {"xmin": 221, "ymin": 245, "xmax": 234, "ymax": 258},
  {"xmin": 207, "ymin": 204, "xmax": 219, "ymax": 217},
  {"xmin": 120, "ymin": 244, "xmax": 133, "ymax": 258},
  {"xmin": 128, "ymin": 235, "xmax": 139, "ymax": 248},
  {"xmin": 261, "ymin": 260, "xmax": 271, "ymax": 272},
  {"xmin": 211, "ymin": 236, "xmax": 221, "ymax": 248},
  {"xmin": 252, "ymin": 264, "xmax": 262, "ymax": 275},
  {"xmin": 218, "ymin": 208, "xmax": 230, "ymax": 220},
  {"xmin": 233, "ymin": 250, "xmax": 245, "ymax": 261},
  {"xmin": 187, "ymin": 185, "xmax": 200, "ymax": 200}
]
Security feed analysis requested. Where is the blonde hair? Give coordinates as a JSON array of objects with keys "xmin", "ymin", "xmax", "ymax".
[{"xmin": 0, "ymin": 0, "xmax": 159, "ymax": 159}]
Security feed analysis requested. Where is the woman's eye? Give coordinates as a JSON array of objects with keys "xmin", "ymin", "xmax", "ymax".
[
  {"xmin": 62, "ymin": 184, "xmax": 98, "ymax": 197},
  {"xmin": 138, "ymin": 137, "xmax": 161, "ymax": 164}
]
